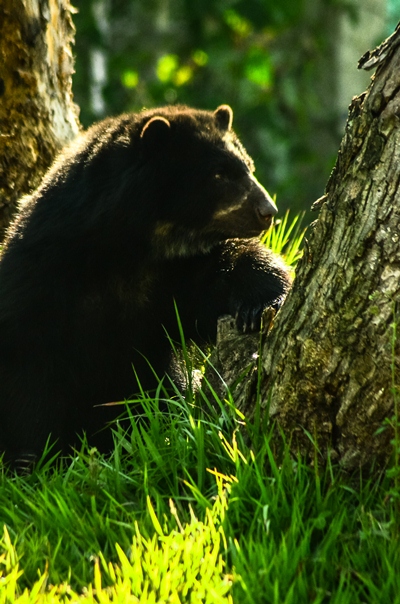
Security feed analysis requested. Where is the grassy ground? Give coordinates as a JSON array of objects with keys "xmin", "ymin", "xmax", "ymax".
[
  {"xmin": 1, "ymin": 215, "xmax": 399, "ymax": 603},
  {"xmin": 0, "ymin": 394, "xmax": 399, "ymax": 603}
]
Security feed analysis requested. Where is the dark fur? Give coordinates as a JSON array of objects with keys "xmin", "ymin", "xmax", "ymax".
[{"xmin": 0, "ymin": 105, "xmax": 291, "ymax": 468}]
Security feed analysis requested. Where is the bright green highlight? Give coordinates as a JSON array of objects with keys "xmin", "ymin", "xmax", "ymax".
[
  {"xmin": 156, "ymin": 54, "xmax": 179, "ymax": 83},
  {"xmin": 0, "ymin": 483, "xmax": 233, "ymax": 603},
  {"xmin": 245, "ymin": 50, "xmax": 273, "ymax": 88},
  {"xmin": 224, "ymin": 10, "xmax": 252, "ymax": 37},
  {"xmin": 156, "ymin": 55, "xmax": 193, "ymax": 87},
  {"xmin": 121, "ymin": 70, "xmax": 139, "ymax": 89},
  {"xmin": 174, "ymin": 65, "xmax": 193, "ymax": 87},
  {"xmin": 263, "ymin": 209, "xmax": 306, "ymax": 267}
]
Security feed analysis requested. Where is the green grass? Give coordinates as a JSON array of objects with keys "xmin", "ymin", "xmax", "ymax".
[
  {"xmin": 262, "ymin": 210, "xmax": 306, "ymax": 267},
  {"xmin": 1, "ymin": 396, "xmax": 400, "ymax": 603},
  {"xmin": 1, "ymin": 214, "xmax": 400, "ymax": 603}
]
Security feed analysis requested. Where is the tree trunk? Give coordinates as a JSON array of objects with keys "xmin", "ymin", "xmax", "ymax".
[
  {"xmin": 0, "ymin": 0, "xmax": 80, "ymax": 240},
  {"xmin": 209, "ymin": 26, "xmax": 400, "ymax": 471}
]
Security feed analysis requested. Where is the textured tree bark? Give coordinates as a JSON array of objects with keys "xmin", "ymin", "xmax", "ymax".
[
  {"xmin": 209, "ymin": 27, "xmax": 400, "ymax": 471},
  {"xmin": 0, "ymin": 0, "xmax": 80, "ymax": 240}
]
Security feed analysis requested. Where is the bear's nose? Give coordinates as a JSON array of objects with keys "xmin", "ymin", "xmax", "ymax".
[{"xmin": 250, "ymin": 175, "xmax": 278, "ymax": 219}]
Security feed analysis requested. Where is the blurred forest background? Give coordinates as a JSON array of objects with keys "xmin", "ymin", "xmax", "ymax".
[{"xmin": 72, "ymin": 0, "xmax": 396, "ymax": 215}]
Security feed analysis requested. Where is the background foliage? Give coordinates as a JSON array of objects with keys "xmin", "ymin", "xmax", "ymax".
[{"xmin": 72, "ymin": 0, "xmax": 362, "ymax": 215}]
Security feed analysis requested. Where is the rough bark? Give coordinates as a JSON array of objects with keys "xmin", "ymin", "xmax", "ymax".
[
  {"xmin": 209, "ymin": 27, "xmax": 400, "ymax": 471},
  {"xmin": 0, "ymin": 0, "xmax": 80, "ymax": 240}
]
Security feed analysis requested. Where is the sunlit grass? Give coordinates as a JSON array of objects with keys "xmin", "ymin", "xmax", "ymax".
[
  {"xmin": 262, "ymin": 210, "xmax": 306, "ymax": 267},
  {"xmin": 0, "ymin": 483, "xmax": 234, "ymax": 603},
  {"xmin": 1, "ymin": 390, "xmax": 400, "ymax": 603}
]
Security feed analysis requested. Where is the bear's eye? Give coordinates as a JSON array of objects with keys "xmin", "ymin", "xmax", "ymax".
[
  {"xmin": 214, "ymin": 164, "xmax": 247, "ymax": 183},
  {"xmin": 214, "ymin": 167, "xmax": 237, "ymax": 181}
]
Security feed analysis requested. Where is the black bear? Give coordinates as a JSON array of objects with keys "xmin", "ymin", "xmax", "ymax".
[{"xmin": 0, "ymin": 104, "xmax": 291, "ymax": 470}]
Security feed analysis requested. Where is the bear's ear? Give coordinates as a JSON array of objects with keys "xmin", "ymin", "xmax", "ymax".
[
  {"xmin": 214, "ymin": 105, "xmax": 233, "ymax": 131},
  {"xmin": 140, "ymin": 116, "xmax": 171, "ymax": 145}
]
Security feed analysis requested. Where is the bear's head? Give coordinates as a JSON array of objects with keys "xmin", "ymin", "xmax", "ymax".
[
  {"xmin": 22, "ymin": 104, "xmax": 277, "ymax": 262},
  {"xmin": 138, "ymin": 105, "xmax": 277, "ymax": 258}
]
